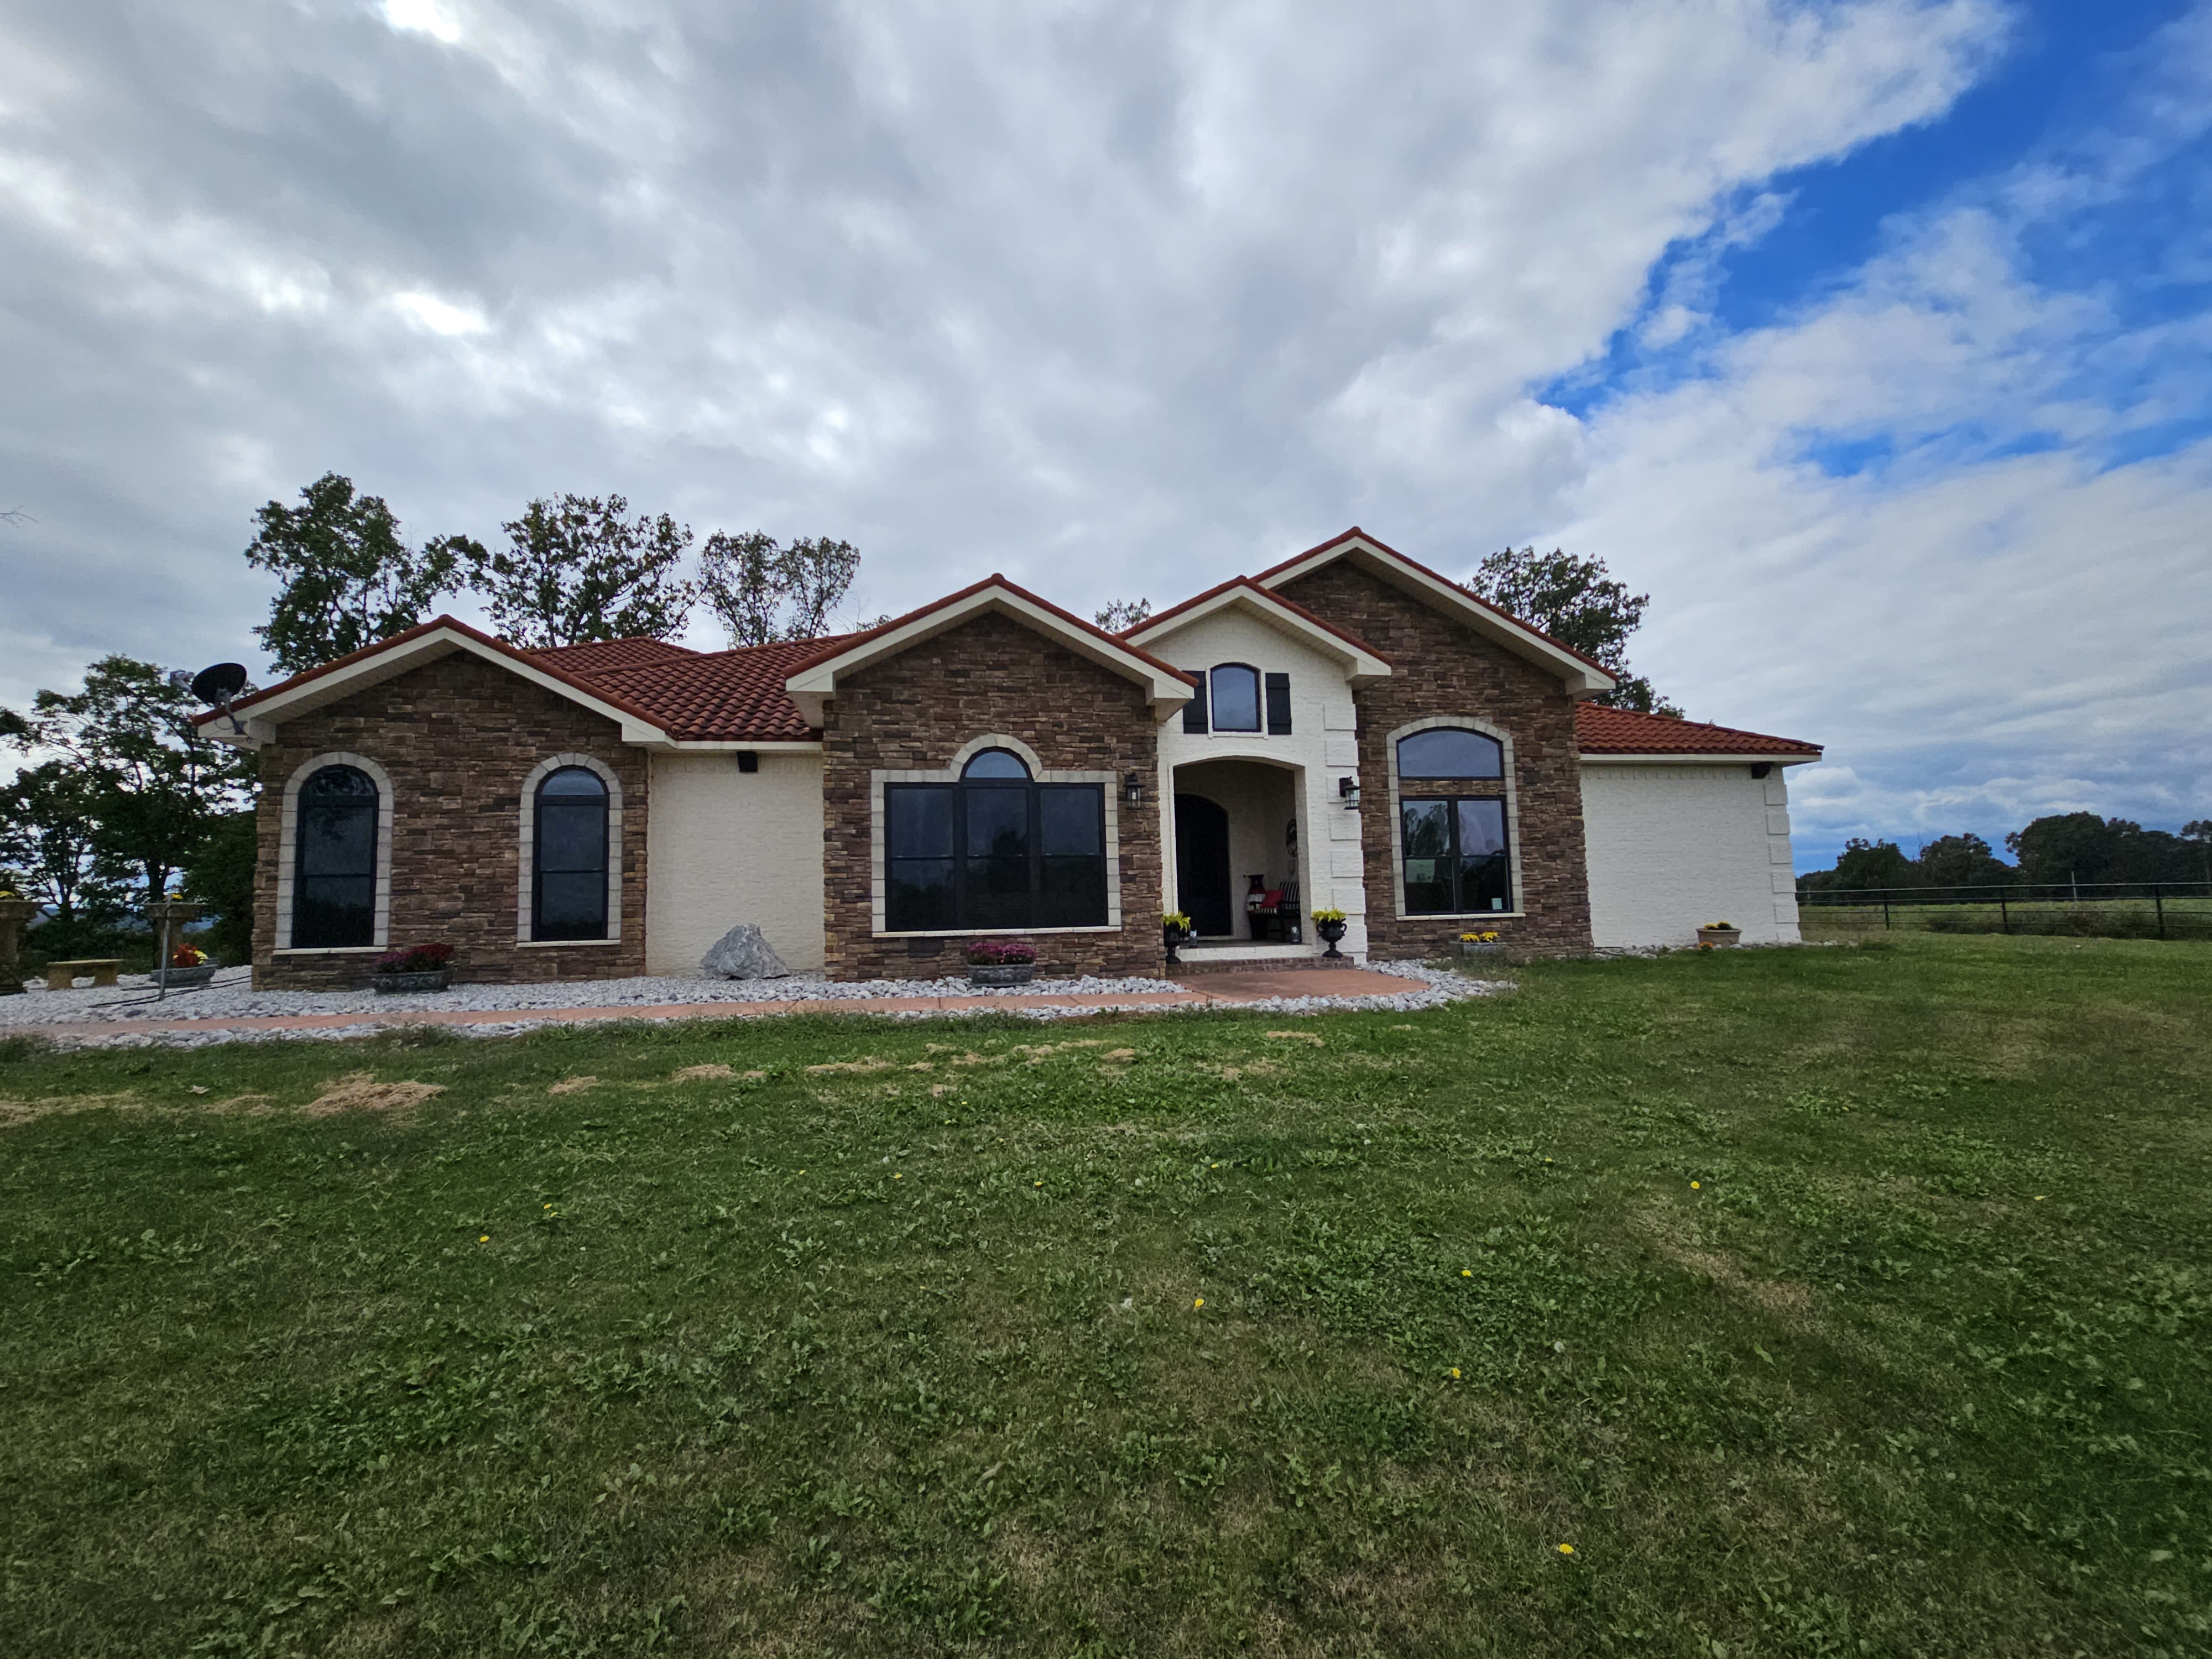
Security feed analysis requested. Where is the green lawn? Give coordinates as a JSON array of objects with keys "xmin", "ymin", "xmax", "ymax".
[{"xmin": 3, "ymin": 935, "xmax": 2208, "ymax": 1657}]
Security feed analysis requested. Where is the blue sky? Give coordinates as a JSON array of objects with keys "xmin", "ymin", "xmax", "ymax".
[{"xmin": 2, "ymin": 0, "xmax": 2208, "ymax": 869}]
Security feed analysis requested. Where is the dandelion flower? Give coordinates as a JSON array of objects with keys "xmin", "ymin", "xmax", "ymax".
[
  {"xmin": 2033, "ymin": 1194, "xmax": 2047, "ymax": 1201},
  {"xmin": 1461, "ymin": 1269, "xmax": 1472, "ymax": 1278},
  {"xmin": 1557, "ymin": 1543, "xmax": 1574, "ymax": 1556},
  {"xmin": 478, "ymin": 1235, "xmax": 489, "ymax": 1243},
  {"xmin": 1193, "ymin": 1297, "xmax": 1204, "ymax": 1309},
  {"xmin": 894, "ymin": 1172, "xmax": 902, "ymax": 1179},
  {"xmin": 1690, "ymin": 1181, "xmax": 1701, "ymax": 1190},
  {"xmin": 1451, "ymin": 1367, "xmax": 1461, "ymax": 1379},
  {"xmin": 1034, "ymin": 1181, "xmax": 1044, "ymax": 1187}
]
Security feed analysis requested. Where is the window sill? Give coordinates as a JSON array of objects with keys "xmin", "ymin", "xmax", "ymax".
[
  {"xmin": 516, "ymin": 937, "xmax": 623, "ymax": 948},
  {"xmin": 274, "ymin": 946, "xmax": 385, "ymax": 956},
  {"xmin": 873, "ymin": 925, "xmax": 1121, "ymax": 939},
  {"xmin": 1398, "ymin": 910, "xmax": 1526, "ymax": 922}
]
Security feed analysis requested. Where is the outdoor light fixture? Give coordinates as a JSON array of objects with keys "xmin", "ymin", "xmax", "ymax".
[
  {"xmin": 1124, "ymin": 771, "xmax": 1144, "ymax": 807},
  {"xmin": 1338, "ymin": 774, "xmax": 1360, "ymax": 809}
]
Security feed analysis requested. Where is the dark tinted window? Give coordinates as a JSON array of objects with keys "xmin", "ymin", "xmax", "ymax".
[
  {"xmin": 961, "ymin": 748, "xmax": 1031, "ymax": 780},
  {"xmin": 534, "ymin": 766, "xmax": 609, "ymax": 941},
  {"xmin": 1397, "ymin": 728, "xmax": 1504, "ymax": 779},
  {"xmin": 1209, "ymin": 664, "xmax": 1261, "ymax": 732},
  {"xmin": 1401, "ymin": 794, "xmax": 1512, "ymax": 914},
  {"xmin": 293, "ymin": 765, "xmax": 378, "ymax": 948},
  {"xmin": 884, "ymin": 775, "xmax": 1108, "ymax": 933}
]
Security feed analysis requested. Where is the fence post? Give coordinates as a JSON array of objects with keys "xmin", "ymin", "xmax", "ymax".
[
  {"xmin": 2000, "ymin": 894, "xmax": 2009, "ymax": 935},
  {"xmin": 1883, "ymin": 898, "xmax": 1891, "ymax": 931},
  {"xmin": 2156, "ymin": 888, "xmax": 2166, "ymax": 940}
]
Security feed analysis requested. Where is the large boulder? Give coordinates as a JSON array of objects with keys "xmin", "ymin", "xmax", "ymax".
[{"xmin": 700, "ymin": 923, "xmax": 791, "ymax": 979}]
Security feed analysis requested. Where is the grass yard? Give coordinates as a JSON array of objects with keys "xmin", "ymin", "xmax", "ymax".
[{"xmin": 2, "ymin": 935, "xmax": 2208, "ymax": 1657}]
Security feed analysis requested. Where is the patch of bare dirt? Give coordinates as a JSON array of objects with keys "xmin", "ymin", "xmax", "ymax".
[
  {"xmin": 1265, "ymin": 1030, "xmax": 1325, "ymax": 1046},
  {"xmin": 0, "ymin": 1091, "xmax": 143, "ymax": 1129},
  {"xmin": 1637, "ymin": 1218, "xmax": 1811, "ymax": 1314},
  {"xmin": 302, "ymin": 1073, "xmax": 446, "ymax": 1117},
  {"xmin": 548, "ymin": 1076, "xmax": 599, "ymax": 1095},
  {"xmin": 806, "ymin": 1057, "xmax": 891, "ymax": 1076}
]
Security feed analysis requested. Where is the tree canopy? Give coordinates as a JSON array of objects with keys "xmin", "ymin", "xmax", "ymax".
[
  {"xmin": 457, "ymin": 494, "xmax": 696, "ymax": 649},
  {"xmin": 245, "ymin": 473, "xmax": 461, "ymax": 674},
  {"xmin": 1799, "ymin": 814, "xmax": 2209, "ymax": 891},
  {"xmin": 1094, "ymin": 598, "xmax": 1152, "ymax": 633},
  {"xmin": 1465, "ymin": 545, "xmax": 1679, "ymax": 715},
  {"xmin": 696, "ymin": 533, "xmax": 862, "ymax": 646}
]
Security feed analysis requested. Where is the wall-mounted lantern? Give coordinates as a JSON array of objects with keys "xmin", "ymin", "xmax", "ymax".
[
  {"xmin": 1338, "ymin": 774, "xmax": 1360, "ymax": 810},
  {"xmin": 1124, "ymin": 771, "xmax": 1144, "ymax": 807}
]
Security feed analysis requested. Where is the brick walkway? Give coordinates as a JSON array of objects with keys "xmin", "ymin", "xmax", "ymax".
[{"xmin": 14, "ymin": 967, "xmax": 1421, "ymax": 1045}]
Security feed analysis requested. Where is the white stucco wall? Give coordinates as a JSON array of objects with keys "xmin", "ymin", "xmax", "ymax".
[
  {"xmin": 1148, "ymin": 605, "xmax": 1371, "ymax": 957},
  {"xmin": 1580, "ymin": 762, "xmax": 1803, "ymax": 949},
  {"xmin": 645, "ymin": 751, "xmax": 827, "ymax": 974}
]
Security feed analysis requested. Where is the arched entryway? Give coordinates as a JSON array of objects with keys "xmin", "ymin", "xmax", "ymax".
[{"xmin": 1174, "ymin": 793, "xmax": 1233, "ymax": 936}]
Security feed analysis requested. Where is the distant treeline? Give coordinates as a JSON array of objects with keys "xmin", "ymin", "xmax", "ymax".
[{"xmin": 1799, "ymin": 813, "xmax": 2212, "ymax": 893}]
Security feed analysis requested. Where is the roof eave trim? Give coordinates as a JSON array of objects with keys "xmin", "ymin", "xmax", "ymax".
[
  {"xmin": 785, "ymin": 584, "xmax": 1197, "ymax": 713},
  {"xmin": 1126, "ymin": 585, "xmax": 1393, "ymax": 681},
  {"xmin": 192, "ymin": 624, "xmax": 675, "ymax": 749},
  {"xmin": 1578, "ymin": 751, "xmax": 1824, "ymax": 765},
  {"xmin": 1257, "ymin": 535, "xmax": 1615, "ymax": 693}
]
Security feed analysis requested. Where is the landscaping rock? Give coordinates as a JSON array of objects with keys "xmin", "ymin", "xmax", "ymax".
[{"xmin": 701, "ymin": 924, "xmax": 791, "ymax": 980}]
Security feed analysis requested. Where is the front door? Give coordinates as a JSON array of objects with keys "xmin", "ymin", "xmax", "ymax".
[{"xmin": 1175, "ymin": 794, "xmax": 1233, "ymax": 936}]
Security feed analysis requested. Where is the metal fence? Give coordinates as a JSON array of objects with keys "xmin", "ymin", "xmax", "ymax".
[{"xmin": 1797, "ymin": 880, "xmax": 2212, "ymax": 940}]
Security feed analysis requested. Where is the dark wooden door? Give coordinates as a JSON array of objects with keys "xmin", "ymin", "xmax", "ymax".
[{"xmin": 1175, "ymin": 794, "xmax": 1234, "ymax": 936}]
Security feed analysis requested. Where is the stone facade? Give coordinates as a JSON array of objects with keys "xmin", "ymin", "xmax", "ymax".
[
  {"xmin": 252, "ymin": 651, "xmax": 648, "ymax": 988},
  {"xmin": 1275, "ymin": 562, "xmax": 1594, "ymax": 957},
  {"xmin": 820, "ymin": 611, "xmax": 1166, "ymax": 980}
]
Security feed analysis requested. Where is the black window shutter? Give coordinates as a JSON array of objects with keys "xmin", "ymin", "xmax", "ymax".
[
  {"xmin": 1264, "ymin": 672, "xmax": 1291, "ymax": 734},
  {"xmin": 1182, "ymin": 675, "xmax": 1208, "ymax": 733}
]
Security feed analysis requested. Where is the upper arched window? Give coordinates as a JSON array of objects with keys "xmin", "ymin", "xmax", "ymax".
[
  {"xmin": 1397, "ymin": 727, "xmax": 1504, "ymax": 780},
  {"xmin": 534, "ymin": 766, "xmax": 610, "ymax": 941},
  {"xmin": 294, "ymin": 765, "xmax": 379, "ymax": 948},
  {"xmin": 1208, "ymin": 664, "xmax": 1262, "ymax": 732},
  {"xmin": 961, "ymin": 748, "xmax": 1032, "ymax": 780}
]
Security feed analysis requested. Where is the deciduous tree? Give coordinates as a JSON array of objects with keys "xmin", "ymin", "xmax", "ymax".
[
  {"xmin": 245, "ymin": 473, "xmax": 460, "ymax": 674},
  {"xmin": 1094, "ymin": 599, "xmax": 1152, "ymax": 633},
  {"xmin": 461, "ymin": 494, "xmax": 695, "ymax": 648},
  {"xmin": 1465, "ymin": 545, "xmax": 1679, "ymax": 716},
  {"xmin": 696, "ymin": 532, "xmax": 861, "ymax": 646},
  {"xmin": 0, "ymin": 759, "xmax": 114, "ymax": 922}
]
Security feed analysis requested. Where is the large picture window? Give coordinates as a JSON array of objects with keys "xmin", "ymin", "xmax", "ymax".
[
  {"xmin": 294, "ymin": 765, "xmax": 379, "ymax": 947},
  {"xmin": 885, "ymin": 749, "xmax": 1107, "ymax": 931},
  {"xmin": 1208, "ymin": 664, "xmax": 1262, "ymax": 732},
  {"xmin": 1401, "ymin": 796, "xmax": 1511, "ymax": 914},
  {"xmin": 533, "ymin": 766, "xmax": 611, "ymax": 941}
]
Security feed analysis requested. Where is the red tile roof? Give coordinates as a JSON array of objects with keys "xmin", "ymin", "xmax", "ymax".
[
  {"xmin": 1575, "ymin": 703, "xmax": 1821, "ymax": 758},
  {"xmin": 576, "ymin": 637, "xmax": 849, "ymax": 741},
  {"xmin": 524, "ymin": 638, "xmax": 698, "ymax": 674}
]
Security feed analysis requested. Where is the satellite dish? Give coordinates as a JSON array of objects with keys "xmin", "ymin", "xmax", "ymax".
[
  {"xmin": 190, "ymin": 663, "xmax": 249, "ymax": 705},
  {"xmin": 190, "ymin": 662, "xmax": 252, "ymax": 735}
]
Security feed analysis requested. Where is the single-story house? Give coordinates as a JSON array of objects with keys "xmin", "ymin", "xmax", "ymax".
[{"xmin": 199, "ymin": 528, "xmax": 1822, "ymax": 986}]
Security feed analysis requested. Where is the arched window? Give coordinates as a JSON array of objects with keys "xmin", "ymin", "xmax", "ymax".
[
  {"xmin": 1208, "ymin": 664, "xmax": 1262, "ymax": 732},
  {"xmin": 294, "ymin": 765, "xmax": 379, "ymax": 948},
  {"xmin": 884, "ymin": 747, "xmax": 1106, "ymax": 931},
  {"xmin": 1396, "ymin": 728, "xmax": 1511, "ymax": 914},
  {"xmin": 533, "ymin": 766, "xmax": 610, "ymax": 941},
  {"xmin": 1396, "ymin": 727, "xmax": 1503, "ymax": 779}
]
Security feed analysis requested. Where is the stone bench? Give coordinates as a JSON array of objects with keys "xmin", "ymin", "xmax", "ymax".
[{"xmin": 44, "ymin": 959, "xmax": 124, "ymax": 990}]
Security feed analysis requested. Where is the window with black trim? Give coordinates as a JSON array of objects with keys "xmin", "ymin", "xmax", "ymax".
[
  {"xmin": 294, "ymin": 765, "xmax": 378, "ymax": 947},
  {"xmin": 534, "ymin": 766, "xmax": 610, "ymax": 941},
  {"xmin": 885, "ymin": 749, "xmax": 1108, "ymax": 931},
  {"xmin": 1208, "ymin": 664, "xmax": 1261, "ymax": 732},
  {"xmin": 1397, "ymin": 728, "xmax": 1511, "ymax": 914}
]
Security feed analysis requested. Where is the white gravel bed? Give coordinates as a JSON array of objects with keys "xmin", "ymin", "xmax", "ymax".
[{"xmin": 8, "ymin": 959, "xmax": 1502, "ymax": 1050}]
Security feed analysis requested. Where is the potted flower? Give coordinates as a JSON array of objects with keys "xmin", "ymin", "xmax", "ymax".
[
  {"xmin": 1458, "ymin": 930, "xmax": 1504, "ymax": 961},
  {"xmin": 153, "ymin": 940, "xmax": 218, "ymax": 989},
  {"xmin": 1696, "ymin": 921, "xmax": 1743, "ymax": 949},
  {"xmin": 1162, "ymin": 911, "xmax": 1193, "ymax": 966},
  {"xmin": 964, "ymin": 937, "xmax": 1038, "ymax": 988},
  {"xmin": 371, "ymin": 941, "xmax": 456, "ymax": 993},
  {"xmin": 1311, "ymin": 907, "xmax": 1349, "ymax": 959}
]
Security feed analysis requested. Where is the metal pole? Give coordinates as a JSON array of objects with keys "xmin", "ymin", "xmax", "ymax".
[{"xmin": 157, "ymin": 909, "xmax": 171, "ymax": 1004}]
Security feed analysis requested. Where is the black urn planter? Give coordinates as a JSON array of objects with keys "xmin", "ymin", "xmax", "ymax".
[
  {"xmin": 1316, "ymin": 920, "xmax": 1349, "ymax": 959},
  {"xmin": 371, "ymin": 969, "xmax": 453, "ymax": 994},
  {"xmin": 1163, "ymin": 925, "xmax": 1190, "ymax": 966}
]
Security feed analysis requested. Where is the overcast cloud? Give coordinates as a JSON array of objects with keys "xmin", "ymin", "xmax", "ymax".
[{"xmin": 3, "ymin": 0, "xmax": 2206, "ymax": 863}]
